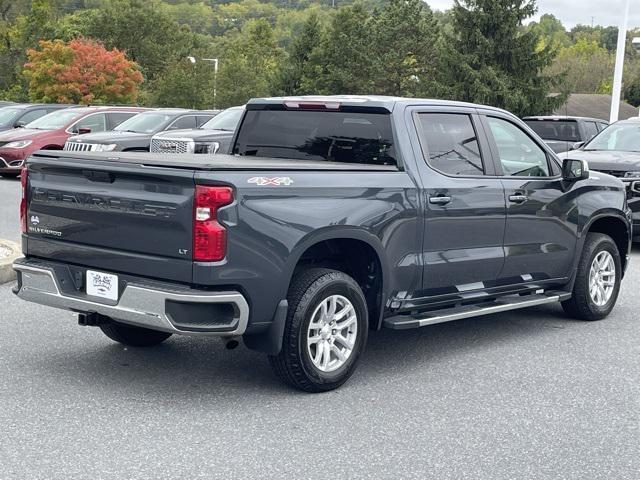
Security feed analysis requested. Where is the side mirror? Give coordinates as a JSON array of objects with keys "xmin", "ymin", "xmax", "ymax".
[
  {"xmin": 563, "ymin": 158, "xmax": 589, "ymax": 182},
  {"xmin": 14, "ymin": 121, "xmax": 25, "ymax": 128},
  {"xmin": 77, "ymin": 127, "xmax": 92, "ymax": 134},
  {"xmin": 571, "ymin": 141, "xmax": 585, "ymax": 150}
]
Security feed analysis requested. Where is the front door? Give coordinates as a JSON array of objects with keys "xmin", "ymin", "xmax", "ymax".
[
  {"xmin": 411, "ymin": 109, "xmax": 507, "ymax": 299},
  {"xmin": 482, "ymin": 114, "xmax": 578, "ymax": 284}
]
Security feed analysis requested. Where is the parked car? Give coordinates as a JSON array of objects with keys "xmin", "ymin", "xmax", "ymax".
[
  {"xmin": 0, "ymin": 106, "xmax": 146, "ymax": 177},
  {"xmin": 558, "ymin": 116, "xmax": 640, "ymax": 241},
  {"xmin": 523, "ymin": 116, "xmax": 608, "ymax": 153},
  {"xmin": 0, "ymin": 103, "xmax": 73, "ymax": 132},
  {"xmin": 14, "ymin": 96, "xmax": 631, "ymax": 392},
  {"xmin": 64, "ymin": 109, "xmax": 219, "ymax": 153},
  {"xmin": 150, "ymin": 105, "xmax": 243, "ymax": 154}
]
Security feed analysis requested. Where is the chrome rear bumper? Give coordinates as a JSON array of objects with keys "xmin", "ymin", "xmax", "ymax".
[{"xmin": 13, "ymin": 259, "xmax": 249, "ymax": 336}]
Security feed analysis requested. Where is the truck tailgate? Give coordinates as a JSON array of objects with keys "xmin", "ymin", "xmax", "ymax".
[{"xmin": 25, "ymin": 156, "xmax": 195, "ymax": 283}]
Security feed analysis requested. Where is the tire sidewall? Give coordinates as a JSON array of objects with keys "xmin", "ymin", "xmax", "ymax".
[
  {"xmin": 582, "ymin": 237, "xmax": 622, "ymax": 316},
  {"xmin": 295, "ymin": 277, "xmax": 368, "ymax": 387}
]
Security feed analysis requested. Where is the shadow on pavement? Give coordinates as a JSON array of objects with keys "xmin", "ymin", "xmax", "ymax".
[{"xmin": 31, "ymin": 302, "xmax": 580, "ymax": 397}]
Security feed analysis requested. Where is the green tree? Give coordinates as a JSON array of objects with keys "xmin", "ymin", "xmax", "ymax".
[
  {"xmin": 368, "ymin": 0, "xmax": 442, "ymax": 96},
  {"xmin": 274, "ymin": 12, "xmax": 322, "ymax": 95},
  {"xmin": 301, "ymin": 3, "xmax": 374, "ymax": 94},
  {"xmin": 75, "ymin": 0, "xmax": 205, "ymax": 81},
  {"xmin": 216, "ymin": 19, "xmax": 285, "ymax": 107},
  {"xmin": 147, "ymin": 57, "xmax": 215, "ymax": 108},
  {"xmin": 546, "ymin": 39, "xmax": 614, "ymax": 94},
  {"xmin": 439, "ymin": 0, "xmax": 564, "ymax": 116}
]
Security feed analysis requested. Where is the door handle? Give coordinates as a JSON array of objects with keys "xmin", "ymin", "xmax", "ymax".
[
  {"xmin": 429, "ymin": 195, "xmax": 452, "ymax": 205},
  {"xmin": 508, "ymin": 194, "xmax": 527, "ymax": 203}
]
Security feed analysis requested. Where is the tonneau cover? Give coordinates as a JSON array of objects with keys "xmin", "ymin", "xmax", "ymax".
[{"xmin": 28, "ymin": 151, "xmax": 399, "ymax": 171}]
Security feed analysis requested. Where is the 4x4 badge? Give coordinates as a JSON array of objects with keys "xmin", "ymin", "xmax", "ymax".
[{"xmin": 247, "ymin": 177, "xmax": 294, "ymax": 186}]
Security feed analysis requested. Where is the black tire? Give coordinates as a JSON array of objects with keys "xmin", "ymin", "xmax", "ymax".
[
  {"xmin": 562, "ymin": 232, "xmax": 622, "ymax": 321},
  {"xmin": 100, "ymin": 321, "xmax": 172, "ymax": 347},
  {"xmin": 268, "ymin": 268, "xmax": 368, "ymax": 393}
]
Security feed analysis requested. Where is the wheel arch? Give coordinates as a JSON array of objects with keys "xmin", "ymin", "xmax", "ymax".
[
  {"xmin": 284, "ymin": 227, "xmax": 390, "ymax": 330},
  {"xmin": 582, "ymin": 212, "xmax": 630, "ymax": 275}
]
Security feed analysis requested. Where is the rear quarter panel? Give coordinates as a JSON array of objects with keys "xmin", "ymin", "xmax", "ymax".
[{"xmin": 193, "ymin": 170, "xmax": 421, "ymax": 327}]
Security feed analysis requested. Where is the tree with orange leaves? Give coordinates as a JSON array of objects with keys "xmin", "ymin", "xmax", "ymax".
[{"xmin": 23, "ymin": 38, "xmax": 144, "ymax": 105}]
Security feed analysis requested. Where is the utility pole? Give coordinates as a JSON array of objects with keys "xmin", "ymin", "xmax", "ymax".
[{"xmin": 610, "ymin": 0, "xmax": 631, "ymax": 123}]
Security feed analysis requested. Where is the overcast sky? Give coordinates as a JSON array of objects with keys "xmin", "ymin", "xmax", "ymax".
[{"xmin": 428, "ymin": 0, "xmax": 640, "ymax": 29}]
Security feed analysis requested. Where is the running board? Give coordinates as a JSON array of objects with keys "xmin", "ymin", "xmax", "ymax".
[{"xmin": 383, "ymin": 292, "xmax": 571, "ymax": 330}]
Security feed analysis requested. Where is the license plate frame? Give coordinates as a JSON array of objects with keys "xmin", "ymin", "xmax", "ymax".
[{"xmin": 86, "ymin": 270, "xmax": 119, "ymax": 301}]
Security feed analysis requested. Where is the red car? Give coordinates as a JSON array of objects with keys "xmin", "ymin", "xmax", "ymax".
[{"xmin": 0, "ymin": 106, "xmax": 147, "ymax": 177}]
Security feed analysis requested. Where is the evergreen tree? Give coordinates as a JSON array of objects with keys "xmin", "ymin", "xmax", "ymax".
[
  {"xmin": 301, "ymin": 3, "xmax": 374, "ymax": 95},
  {"xmin": 369, "ymin": 0, "xmax": 443, "ymax": 97},
  {"xmin": 274, "ymin": 12, "xmax": 322, "ymax": 96},
  {"xmin": 440, "ymin": 0, "xmax": 565, "ymax": 116}
]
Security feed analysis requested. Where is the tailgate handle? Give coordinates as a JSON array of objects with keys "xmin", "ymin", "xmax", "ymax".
[{"xmin": 82, "ymin": 170, "xmax": 115, "ymax": 183}]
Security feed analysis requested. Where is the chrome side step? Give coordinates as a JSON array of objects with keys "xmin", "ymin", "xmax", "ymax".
[{"xmin": 383, "ymin": 292, "xmax": 571, "ymax": 330}]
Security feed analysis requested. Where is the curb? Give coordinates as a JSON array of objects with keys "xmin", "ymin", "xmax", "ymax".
[{"xmin": 0, "ymin": 240, "xmax": 21, "ymax": 285}]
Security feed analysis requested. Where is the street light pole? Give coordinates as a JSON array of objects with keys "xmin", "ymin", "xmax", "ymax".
[
  {"xmin": 187, "ymin": 56, "xmax": 219, "ymax": 110},
  {"xmin": 610, "ymin": 0, "xmax": 631, "ymax": 123}
]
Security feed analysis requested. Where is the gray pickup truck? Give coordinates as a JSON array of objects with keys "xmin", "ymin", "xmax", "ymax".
[{"xmin": 13, "ymin": 96, "xmax": 632, "ymax": 392}]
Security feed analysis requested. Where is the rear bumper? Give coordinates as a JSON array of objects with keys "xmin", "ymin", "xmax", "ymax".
[{"xmin": 13, "ymin": 258, "xmax": 250, "ymax": 336}]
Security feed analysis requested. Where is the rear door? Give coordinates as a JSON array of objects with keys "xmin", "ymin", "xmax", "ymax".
[
  {"xmin": 481, "ymin": 112, "xmax": 577, "ymax": 284},
  {"xmin": 26, "ymin": 155, "xmax": 196, "ymax": 282},
  {"xmin": 410, "ymin": 106, "xmax": 507, "ymax": 297}
]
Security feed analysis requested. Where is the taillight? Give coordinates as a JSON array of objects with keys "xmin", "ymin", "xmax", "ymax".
[
  {"xmin": 193, "ymin": 185, "xmax": 234, "ymax": 262},
  {"xmin": 20, "ymin": 166, "xmax": 28, "ymax": 233}
]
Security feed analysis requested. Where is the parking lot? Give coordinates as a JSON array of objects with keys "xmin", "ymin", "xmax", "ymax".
[{"xmin": 0, "ymin": 176, "xmax": 638, "ymax": 479}]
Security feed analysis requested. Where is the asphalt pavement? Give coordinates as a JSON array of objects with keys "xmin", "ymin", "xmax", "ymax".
[{"xmin": 0, "ymin": 177, "xmax": 638, "ymax": 479}]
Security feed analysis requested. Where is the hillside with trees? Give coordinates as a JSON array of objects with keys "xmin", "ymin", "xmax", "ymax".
[{"xmin": 0, "ymin": 0, "xmax": 639, "ymax": 114}]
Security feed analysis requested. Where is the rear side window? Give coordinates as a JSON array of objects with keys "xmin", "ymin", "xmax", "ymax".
[
  {"xmin": 196, "ymin": 115, "xmax": 214, "ymax": 127},
  {"xmin": 417, "ymin": 113, "xmax": 484, "ymax": 176},
  {"xmin": 233, "ymin": 110, "xmax": 396, "ymax": 166},
  {"xmin": 524, "ymin": 120, "xmax": 580, "ymax": 142}
]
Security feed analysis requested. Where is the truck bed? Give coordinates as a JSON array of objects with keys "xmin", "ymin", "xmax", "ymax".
[{"xmin": 30, "ymin": 151, "xmax": 399, "ymax": 171}]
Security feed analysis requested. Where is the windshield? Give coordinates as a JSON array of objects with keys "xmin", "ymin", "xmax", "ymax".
[
  {"xmin": 25, "ymin": 109, "xmax": 86, "ymax": 130},
  {"xmin": 233, "ymin": 109, "xmax": 397, "ymax": 166},
  {"xmin": 584, "ymin": 123, "xmax": 640, "ymax": 152},
  {"xmin": 115, "ymin": 112, "xmax": 173, "ymax": 134},
  {"xmin": 201, "ymin": 108, "xmax": 243, "ymax": 131},
  {"xmin": 0, "ymin": 108, "xmax": 20, "ymax": 127},
  {"xmin": 524, "ymin": 120, "xmax": 580, "ymax": 142}
]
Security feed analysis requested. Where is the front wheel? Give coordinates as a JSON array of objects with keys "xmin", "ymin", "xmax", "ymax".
[
  {"xmin": 562, "ymin": 233, "xmax": 622, "ymax": 321},
  {"xmin": 100, "ymin": 321, "xmax": 172, "ymax": 347},
  {"xmin": 268, "ymin": 268, "xmax": 368, "ymax": 392}
]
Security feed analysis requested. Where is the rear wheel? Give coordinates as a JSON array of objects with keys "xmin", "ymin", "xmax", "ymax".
[
  {"xmin": 562, "ymin": 233, "xmax": 622, "ymax": 321},
  {"xmin": 100, "ymin": 321, "xmax": 172, "ymax": 347},
  {"xmin": 268, "ymin": 268, "xmax": 368, "ymax": 392}
]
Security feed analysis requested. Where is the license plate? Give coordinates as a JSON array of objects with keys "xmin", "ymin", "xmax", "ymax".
[{"xmin": 86, "ymin": 270, "xmax": 119, "ymax": 301}]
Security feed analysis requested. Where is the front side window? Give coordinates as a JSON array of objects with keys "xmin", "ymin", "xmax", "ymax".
[
  {"xmin": 18, "ymin": 109, "xmax": 47, "ymax": 125},
  {"xmin": 0, "ymin": 108, "xmax": 21, "ymax": 127},
  {"xmin": 168, "ymin": 116, "xmax": 197, "ymax": 130},
  {"xmin": 233, "ymin": 109, "xmax": 396, "ymax": 166},
  {"xmin": 418, "ymin": 113, "xmax": 484, "ymax": 176},
  {"xmin": 487, "ymin": 117, "xmax": 550, "ymax": 177}
]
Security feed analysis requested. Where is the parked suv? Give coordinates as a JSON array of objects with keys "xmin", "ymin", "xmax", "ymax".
[
  {"xmin": 14, "ymin": 96, "xmax": 631, "ymax": 392},
  {"xmin": 64, "ymin": 109, "xmax": 219, "ymax": 153},
  {"xmin": 523, "ymin": 116, "xmax": 608, "ymax": 153},
  {"xmin": 0, "ymin": 103, "xmax": 73, "ymax": 132},
  {"xmin": 558, "ymin": 116, "xmax": 640, "ymax": 240},
  {"xmin": 0, "ymin": 106, "xmax": 146, "ymax": 177},
  {"xmin": 150, "ymin": 105, "xmax": 243, "ymax": 154}
]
